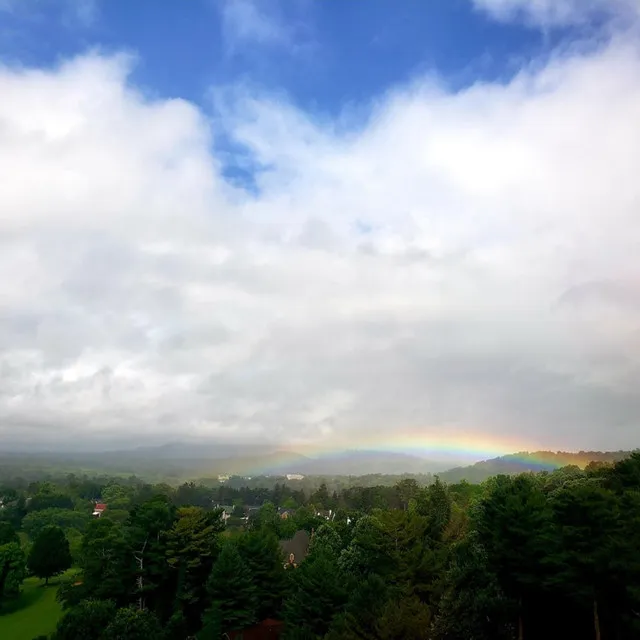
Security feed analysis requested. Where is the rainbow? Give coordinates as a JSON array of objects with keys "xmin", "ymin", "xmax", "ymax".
[
  {"xmin": 488, "ymin": 450, "xmax": 608, "ymax": 471},
  {"xmin": 290, "ymin": 429, "xmax": 541, "ymax": 464},
  {"xmin": 242, "ymin": 429, "xmax": 616, "ymax": 476}
]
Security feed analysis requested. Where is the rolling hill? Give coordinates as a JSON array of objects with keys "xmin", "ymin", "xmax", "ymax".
[{"xmin": 439, "ymin": 450, "xmax": 635, "ymax": 484}]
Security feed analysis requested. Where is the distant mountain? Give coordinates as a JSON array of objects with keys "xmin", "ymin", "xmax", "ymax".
[
  {"xmin": 111, "ymin": 441, "xmax": 270, "ymax": 461},
  {"xmin": 439, "ymin": 450, "xmax": 635, "ymax": 484},
  {"xmin": 2, "ymin": 442, "xmax": 631, "ymax": 483},
  {"xmin": 70, "ymin": 443, "xmax": 455, "ymax": 476},
  {"xmin": 291, "ymin": 450, "xmax": 453, "ymax": 476},
  {"xmin": 91, "ymin": 446, "xmax": 310, "ymax": 477}
]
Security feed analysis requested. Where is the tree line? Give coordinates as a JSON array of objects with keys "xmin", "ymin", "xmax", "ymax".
[{"xmin": 0, "ymin": 455, "xmax": 638, "ymax": 638}]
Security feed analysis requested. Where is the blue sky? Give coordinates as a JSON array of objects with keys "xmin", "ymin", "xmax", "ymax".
[
  {"xmin": 1, "ymin": 0, "xmax": 570, "ymax": 114},
  {"xmin": 0, "ymin": 0, "xmax": 639, "ymax": 455}
]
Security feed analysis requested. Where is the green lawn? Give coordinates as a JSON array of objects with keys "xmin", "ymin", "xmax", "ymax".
[{"xmin": 0, "ymin": 571, "xmax": 75, "ymax": 640}]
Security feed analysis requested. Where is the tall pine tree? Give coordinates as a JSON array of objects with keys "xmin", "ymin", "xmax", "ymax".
[
  {"xmin": 474, "ymin": 475, "xmax": 554, "ymax": 640},
  {"xmin": 200, "ymin": 543, "xmax": 257, "ymax": 637},
  {"xmin": 236, "ymin": 530, "xmax": 287, "ymax": 620}
]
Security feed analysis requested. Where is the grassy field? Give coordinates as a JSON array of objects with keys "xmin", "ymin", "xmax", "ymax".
[{"xmin": 0, "ymin": 572, "xmax": 74, "ymax": 640}]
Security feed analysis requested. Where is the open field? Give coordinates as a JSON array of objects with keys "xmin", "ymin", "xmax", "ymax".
[{"xmin": 0, "ymin": 571, "xmax": 75, "ymax": 640}]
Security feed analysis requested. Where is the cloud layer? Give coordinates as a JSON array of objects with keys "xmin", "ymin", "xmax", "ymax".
[
  {"xmin": 1, "ymin": 26, "xmax": 640, "ymax": 452},
  {"xmin": 473, "ymin": 0, "xmax": 640, "ymax": 27}
]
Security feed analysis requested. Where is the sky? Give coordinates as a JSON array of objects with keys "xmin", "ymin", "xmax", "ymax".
[{"xmin": 0, "ymin": 0, "xmax": 639, "ymax": 457}]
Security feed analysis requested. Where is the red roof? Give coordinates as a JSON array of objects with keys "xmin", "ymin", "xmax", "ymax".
[
  {"xmin": 95, "ymin": 503, "xmax": 107, "ymax": 511},
  {"xmin": 260, "ymin": 620, "xmax": 283, "ymax": 628},
  {"xmin": 229, "ymin": 619, "xmax": 283, "ymax": 639}
]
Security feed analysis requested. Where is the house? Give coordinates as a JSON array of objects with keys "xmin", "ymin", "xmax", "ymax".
[
  {"xmin": 92, "ymin": 503, "xmax": 107, "ymax": 517},
  {"xmin": 277, "ymin": 507, "xmax": 293, "ymax": 520},
  {"xmin": 286, "ymin": 474, "xmax": 304, "ymax": 481},
  {"xmin": 215, "ymin": 505, "xmax": 235, "ymax": 522},
  {"xmin": 279, "ymin": 529, "xmax": 310, "ymax": 568}
]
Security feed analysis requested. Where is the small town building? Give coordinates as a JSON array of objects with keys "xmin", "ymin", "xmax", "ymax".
[
  {"xmin": 92, "ymin": 503, "xmax": 107, "ymax": 517},
  {"xmin": 279, "ymin": 529, "xmax": 310, "ymax": 568}
]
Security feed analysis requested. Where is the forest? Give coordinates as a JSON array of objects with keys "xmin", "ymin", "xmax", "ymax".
[{"xmin": 0, "ymin": 454, "xmax": 638, "ymax": 639}]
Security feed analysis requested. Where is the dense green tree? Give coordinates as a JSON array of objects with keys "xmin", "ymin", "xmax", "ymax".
[
  {"xmin": 434, "ymin": 537, "xmax": 515, "ymax": 640},
  {"xmin": 540, "ymin": 465, "xmax": 584, "ymax": 494},
  {"xmin": 550, "ymin": 480, "xmax": 619, "ymax": 639},
  {"xmin": 282, "ymin": 496, "xmax": 298, "ymax": 510},
  {"xmin": 69, "ymin": 477, "xmax": 103, "ymax": 501},
  {"xmin": 22, "ymin": 508, "xmax": 91, "ymax": 539},
  {"xmin": 376, "ymin": 509, "xmax": 443, "ymax": 601},
  {"xmin": 448, "ymin": 480, "xmax": 483, "ymax": 508},
  {"xmin": 0, "ymin": 494, "xmax": 26, "ymax": 530},
  {"xmin": 102, "ymin": 484, "xmax": 134, "ymax": 511},
  {"xmin": 474, "ymin": 475, "xmax": 554, "ymax": 640},
  {"xmin": 373, "ymin": 595, "xmax": 432, "ymax": 639},
  {"xmin": 0, "ymin": 456, "xmax": 636, "ymax": 640},
  {"xmin": 283, "ymin": 549, "xmax": 350, "ymax": 639},
  {"xmin": 28, "ymin": 489, "xmax": 74, "ymax": 512},
  {"xmin": 103, "ymin": 607, "xmax": 165, "ymax": 640},
  {"xmin": 291, "ymin": 505, "xmax": 324, "ymax": 536},
  {"xmin": 600, "ymin": 452, "xmax": 640, "ymax": 493},
  {"xmin": 198, "ymin": 602, "xmax": 223, "ymax": 640},
  {"xmin": 104, "ymin": 509, "xmax": 130, "ymax": 525},
  {"xmin": 416, "ymin": 477, "xmax": 452, "ymax": 542},
  {"xmin": 53, "ymin": 599, "xmax": 117, "ymax": 640},
  {"xmin": 396, "ymin": 478, "xmax": 420, "ymax": 511},
  {"xmin": 338, "ymin": 514, "xmax": 394, "ymax": 579},
  {"xmin": 66, "ymin": 527, "xmax": 84, "ymax": 565},
  {"xmin": 0, "ymin": 542, "xmax": 26, "ymax": 602},
  {"xmin": 0, "ymin": 521, "xmax": 19, "ymax": 546},
  {"xmin": 200, "ymin": 543, "xmax": 258, "ymax": 636},
  {"xmin": 165, "ymin": 506, "xmax": 224, "ymax": 627},
  {"xmin": 72, "ymin": 518, "xmax": 133, "ymax": 606},
  {"xmin": 617, "ymin": 487, "xmax": 640, "ymax": 636},
  {"xmin": 173, "ymin": 482, "xmax": 213, "ymax": 509},
  {"xmin": 237, "ymin": 530, "xmax": 288, "ymax": 619},
  {"xmin": 310, "ymin": 482, "xmax": 330, "ymax": 509},
  {"xmin": 550, "ymin": 478, "xmax": 640, "ymax": 639},
  {"xmin": 126, "ymin": 495, "xmax": 176, "ymax": 613},
  {"xmin": 309, "ymin": 524, "xmax": 343, "ymax": 558},
  {"xmin": 251, "ymin": 502, "xmax": 280, "ymax": 535},
  {"xmin": 28, "ymin": 525, "xmax": 72, "ymax": 585},
  {"xmin": 325, "ymin": 573, "xmax": 390, "ymax": 639}
]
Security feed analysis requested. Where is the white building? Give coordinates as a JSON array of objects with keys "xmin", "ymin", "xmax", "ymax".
[{"xmin": 286, "ymin": 474, "xmax": 305, "ymax": 481}]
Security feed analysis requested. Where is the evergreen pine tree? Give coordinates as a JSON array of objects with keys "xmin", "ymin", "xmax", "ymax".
[
  {"xmin": 550, "ymin": 480, "xmax": 622, "ymax": 640},
  {"xmin": 236, "ymin": 530, "xmax": 287, "ymax": 619},
  {"xmin": 283, "ymin": 549, "xmax": 349, "ymax": 639},
  {"xmin": 200, "ymin": 543, "xmax": 257, "ymax": 636},
  {"xmin": 473, "ymin": 475, "xmax": 554, "ymax": 640}
]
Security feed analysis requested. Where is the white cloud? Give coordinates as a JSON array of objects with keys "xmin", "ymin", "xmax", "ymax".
[
  {"xmin": 472, "ymin": 0, "xmax": 640, "ymax": 27},
  {"xmin": 0, "ymin": 0, "xmax": 99, "ymax": 27},
  {"xmin": 1, "ymin": 32, "xmax": 640, "ymax": 453},
  {"xmin": 219, "ymin": 0, "xmax": 311, "ymax": 54}
]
